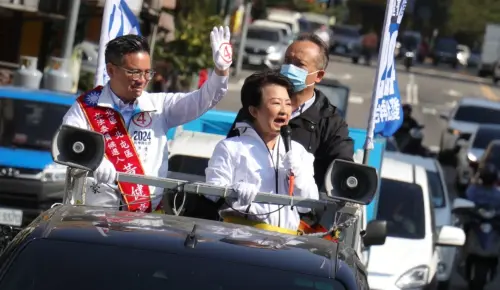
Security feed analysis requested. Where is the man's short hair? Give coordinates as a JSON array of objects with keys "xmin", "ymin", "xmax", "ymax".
[
  {"xmin": 105, "ymin": 34, "xmax": 150, "ymax": 65},
  {"xmin": 240, "ymin": 70, "xmax": 293, "ymax": 120},
  {"xmin": 295, "ymin": 33, "xmax": 330, "ymax": 70}
]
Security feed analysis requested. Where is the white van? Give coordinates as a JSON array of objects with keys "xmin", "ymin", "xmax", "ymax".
[
  {"xmin": 266, "ymin": 9, "xmax": 304, "ymax": 36},
  {"xmin": 252, "ymin": 19, "xmax": 294, "ymax": 44},
  {"xmin": 367, "ymin": 154, "xmax": 465, "ymax": 289}
]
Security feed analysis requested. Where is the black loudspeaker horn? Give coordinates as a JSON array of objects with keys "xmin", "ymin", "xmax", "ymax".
[
  {"xmin": 323, "ymin": 159, "xmax": 378, "ymax": 205},
  {"xmin": 51, "ymin": 125, "xmax": 106, "ymax": 171}
]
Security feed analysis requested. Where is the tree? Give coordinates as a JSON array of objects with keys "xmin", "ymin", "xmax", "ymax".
[
  {"xmin": 447, "ymin": 0, "xmax": 500, "ymax": 36},
  {"xmin": 155, "ymin": 10, "xmax": 223, "ymax": 90}
]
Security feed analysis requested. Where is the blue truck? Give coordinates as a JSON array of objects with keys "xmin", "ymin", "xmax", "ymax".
[{"xmin": 0, "ymin": 86, "xmax": 76, "ymax": 227}]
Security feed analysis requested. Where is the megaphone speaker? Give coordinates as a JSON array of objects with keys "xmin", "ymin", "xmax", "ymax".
[
  {"xmin": 323, "ymin": 159, "xmax": 378, "ymax": 205},
  {"xmin": 51, "ymin": 125, "xmax": 106, "ymax": 171}
]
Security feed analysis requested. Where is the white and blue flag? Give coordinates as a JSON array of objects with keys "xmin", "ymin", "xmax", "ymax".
[
  {"xmin": 364, "ymin": 0, "xmax": 407, "ymax": 149},
  {"xmin": 94, "ymin": 0, "xmax": 141, "ymax": 87}
]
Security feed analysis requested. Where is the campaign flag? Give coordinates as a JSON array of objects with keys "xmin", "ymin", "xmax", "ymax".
[
  {"xmin": 364, "ymin": 0, "xmax": 407, "ymax": 150},
  {"xmin": 94, "ymin": 0, "xmax": 141, "ymax": 87}
]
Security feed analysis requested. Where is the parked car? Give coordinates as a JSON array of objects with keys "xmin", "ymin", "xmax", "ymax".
[
  {"xmin": 430, "ymin": 38, "xmax": 459, "ymax": 68},
  {"xmin": 438, "ymin": 97, "xmax": 500, "ymax": 164},
  {"xmin": 367, "ymin": 153, "xmax": 465, "ymax": 290},
  {"xmin": 385, "ymin": 152, "xmax": 458, "ymax": 289},
  {"xmin": 330, "ymin": 25, "xmax": 362, "ymax": 58},
  {"xmin": 0, "ymin": 86, "xmax": 75, "ymax": 227},
  {"xmin": 455, "ymin": 124, "xmax": 500, "ymax": 191},
  {"xmin": 241, "ymin": 25, "xmax": 287, "ymax": 69}
]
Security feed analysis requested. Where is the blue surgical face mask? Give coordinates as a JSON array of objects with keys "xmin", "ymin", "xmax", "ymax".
[{"xmin": 280, "ymin": 64, "xmax": 319, "ymax": 92}]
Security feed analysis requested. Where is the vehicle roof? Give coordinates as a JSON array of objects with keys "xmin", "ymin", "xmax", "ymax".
[
  {"xmin": 0, "ymin": 86, "xmax": 77, "ymax": 106},
  {"xmin": 26, "ymin": 205, "xmax": 338, "ymax": 278},
  {"xmin": 169, "ymin": 130, "xmax": 225, "ymax": 159},
  {"xmin": 248, "ymin": 25, "xmax": 282, "ymax": 33},
  {"xmin": 381, "ymin": 152, "xmax": 429, "ymax": 186},
  {"xmin": 457, "ymin": 97, "xmax": 500, "ymax": 110},
  {"xmin": 301, "ymin": 12, "xmax": 330, "ymax": 24},
  {"xmin": 252, "ymin": 20, "xmax": 291, "ymax": 30},
  {"xmin": 383, "ymin": 152, "xmax": 438, "ymax": 173}
]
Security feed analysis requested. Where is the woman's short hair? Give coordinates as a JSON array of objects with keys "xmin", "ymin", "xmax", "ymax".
[{"xmin": 240, "ymin": 70, "xmax": 293, "ymax": 120}]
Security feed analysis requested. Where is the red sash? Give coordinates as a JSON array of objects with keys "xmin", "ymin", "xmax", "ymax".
[{"xmin": 77, "ymin": 86, "xmax": 152, "ymax": 212}]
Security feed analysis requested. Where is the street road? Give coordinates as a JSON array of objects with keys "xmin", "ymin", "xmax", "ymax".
[{"xmin": 217, "ymin": 55, "xmax": 500, "ymax": 289}]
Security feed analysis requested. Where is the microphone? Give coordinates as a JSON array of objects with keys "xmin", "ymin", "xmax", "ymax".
[
  {"xmin": 280, "ymin": 125, "xmax": 294, "ymax": 196},
  {"xmin": 280, "ymin": 125, "xmax": 292, "ymax": 153}
]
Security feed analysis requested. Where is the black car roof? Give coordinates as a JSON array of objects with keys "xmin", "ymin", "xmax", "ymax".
[{"xmin": 25, "ymin": 205, "xmax": 338, "ymax": 278}]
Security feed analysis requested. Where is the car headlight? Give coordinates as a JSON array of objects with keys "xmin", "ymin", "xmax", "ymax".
[
  {"xmin": 467, "ymin": 152, "xmax": 477, "ymax": 162},
  {"xmin": 395, "ymin": 265, "xmax": 429, "ymax": 289},
  {"xmin": 267, "ymin": 46, "xmax": 276, "ymax": 53},
  {"xmin": 405, "ymin": 51, "xmax": 415, "ymax": 57},
  {"xmin": 41, "ymin": 163, "xmax": 67, "ymax": 182}
]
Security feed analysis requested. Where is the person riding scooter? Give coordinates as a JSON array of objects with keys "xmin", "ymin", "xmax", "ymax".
[
  {"xmin": 466, "ymin": 163, "xmax": 500, "ymax": 207},
  {"xmin": 394, "ymin": 104, "xmax": 419, "ymax": 146}
]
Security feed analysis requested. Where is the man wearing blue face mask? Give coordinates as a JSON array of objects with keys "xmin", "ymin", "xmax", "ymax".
[{"xmin": 227, "ymin": 34, "xmax": 354, "ymax": 190}]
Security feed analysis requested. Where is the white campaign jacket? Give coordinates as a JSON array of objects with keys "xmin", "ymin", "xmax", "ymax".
[
  {"xmin": 205, "ymin": 123, "xmax": 319, "ymax": 230},
  {"xmin": 63, "ymin": 72, "xmax": 228, "ymax": 210}
]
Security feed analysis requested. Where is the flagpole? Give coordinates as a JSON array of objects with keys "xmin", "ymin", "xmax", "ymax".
[
  {"xmin": 362, "ymin": 0, "xmax": 403, "ymax": 165},
  {"xmin": 94, "ymin": 0, "xmax": 114, "ymax": 87}
]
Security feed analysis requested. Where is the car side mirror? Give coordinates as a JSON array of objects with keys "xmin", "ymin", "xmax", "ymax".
[
  {"xmin": 436, "ymin": 225, "xmax": 466, "ymax": 247},
  {"xmin": 362, "ymin": 219, "xmax": 387, "ymax": 247}
]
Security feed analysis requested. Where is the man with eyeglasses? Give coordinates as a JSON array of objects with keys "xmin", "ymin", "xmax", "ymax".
[{"xmin": 61, "ymin": 27, "xmax": 232, "ymax": 213}]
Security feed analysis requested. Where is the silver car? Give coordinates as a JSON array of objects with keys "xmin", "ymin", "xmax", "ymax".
[
  {"xmin": 439, "ymin": 97, "xmax": 500, "ymax": 164},
  {"xmin": 455, "ymin": 124, "xmax": 500, "ymax": 191},
  {"xmin": 243, "ymin": 26, "xmax": 287, "ymax": 69}
]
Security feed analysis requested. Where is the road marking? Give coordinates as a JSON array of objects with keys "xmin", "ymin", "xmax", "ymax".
[
  {"xmin": 422, "ymin": 107, "xmax": 437, "ymax": 115},
  {"xmin": 349, "ymin": 95, "xmax": 364, "ymax": 104},
  {"xmin": 479, "ymin": 84, "xmax": 500, "ymax": 101},
  {"xmin": 406, "ymin": 73, "xmax": 419, "ymax": 105},
  {"xmin": 446, "ymin": 89, "xmax": 462, "ymax": 97},
  {"xmin": 429, "ymin": 145, "xmax": 440, "ymax": 153}
]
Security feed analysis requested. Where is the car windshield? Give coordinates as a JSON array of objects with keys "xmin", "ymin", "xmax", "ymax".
[
  {"xmin": 454, "ymin": 105, "xmax": 500, "ymax": 124},
  {"xmin": 0, "ymin": 239, "xmax": 346, "ymax": 290},
  {"xmin": 426, "ymin": 170, "xmax": 446, "ymax": 208},
  {"xmin": 0, "ymin": 98, "xmax": 69, "ymax": 151},
  {"xmin": 401, "ymin": 35, "xmax": 418, "ymax": 49},
  {"xmin": 472, "ymin": 128, "xmax": 500, "ymax": 149},
  {"xmin": 435, "ymin": 38, "xmax": 458, "ymax": 52},
  {"xmin": 248, "ymin": 29, "xmax": 280, "ymax": 42},
  {"xmin": 315, "ymin": 84, "xmax": 348, "ymax": 117},
  {"xmin": 332, "ymin": 27, "xmax": 359, "ymax": 37},
  {"xmin": 483, "ymin": 144, "xmax": 500, "ymax": 166},
  {"xmin": 377, "ymin": 178, "xmax": 426, "ymax": 239},
  {"xmin": 169, "ymin": 155, "xmax": 209, "ymax": 177}
]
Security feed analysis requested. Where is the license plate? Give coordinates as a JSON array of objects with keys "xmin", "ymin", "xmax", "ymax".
[
  {"xmin": 335, "ymin": 46, "xmax": 346, "ymax": 54},
  {"xmin": 0, "ymin": 208, "xmax": 23, "ymax": 227},
  {"xmin": 248, "ymin": 56, "xmax": 262, "ymax": 65}
]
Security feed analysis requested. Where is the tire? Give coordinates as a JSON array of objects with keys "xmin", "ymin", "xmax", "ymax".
[
  {"xmin": 352, "ymin": 57, "xmax": 359, "ymax": 64},
  {"xmin": 478, "ymin": 70, "xmax": 488, "ymax": 77}
]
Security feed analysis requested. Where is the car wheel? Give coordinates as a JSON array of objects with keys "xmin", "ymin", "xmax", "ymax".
[
  {"xmin": 352, "ymin": 57, "xmax": 359, "ymax": 64},
  {"xmin": 494, "ymin": 77, "xmax": 499, "ymax": 84},
  {"xmin": 478, "ymin": 70, "xmax": 488, "ymax": 77}
]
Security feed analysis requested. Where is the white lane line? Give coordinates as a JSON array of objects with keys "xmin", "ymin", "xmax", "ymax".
[
  {"xmin": 349, "ymin": 95, "xmax": 364, "ymax": 104},
  {"xmin": 408, "ymin": 73, "xmax": 419, "ymax": 105},
  {"xmin": 429, "ymin": 145, "xmax": 440, "ymax": 153},
  {"xmin": 422, "ymin": 107, "xmax": 437, "ymax": 115}
]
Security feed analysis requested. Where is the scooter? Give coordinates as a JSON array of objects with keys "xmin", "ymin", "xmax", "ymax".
[
  {"xmin": 454, "ymin": 201, "xmax": 500, "ymax": 290},
  {"xmin": 404, "ymin": 51, "xmax": 415, "ymax": 71},
  {"xmin": 398, "ymin": 125, "xmax": 431, "ymax": 157}
]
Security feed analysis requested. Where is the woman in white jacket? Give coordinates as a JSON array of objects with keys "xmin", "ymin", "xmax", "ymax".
[{"xmin": 205, "ymin": 71, "xmax": 319, "ymax": 235}]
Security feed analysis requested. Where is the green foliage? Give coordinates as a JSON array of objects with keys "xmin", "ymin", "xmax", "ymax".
[
  {"xmin": 155, "ymin": 13, "xmax": 223, "ymax": 79},
  {"xmin": 78, "ymin": 72, "xmax": 95, "ymax": 92},
  {"xmin": 447, "ymin": 0, "xmax": 500, "ymax": 36}
]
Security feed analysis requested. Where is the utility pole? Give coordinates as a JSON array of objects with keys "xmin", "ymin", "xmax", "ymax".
[
  {"xmin": 61, "ymin": 0, "xmax": 81, "ymax": 60},
  {"xmin": 234, "ymin": 1, "xmax": 252, "ymax": 77}
]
